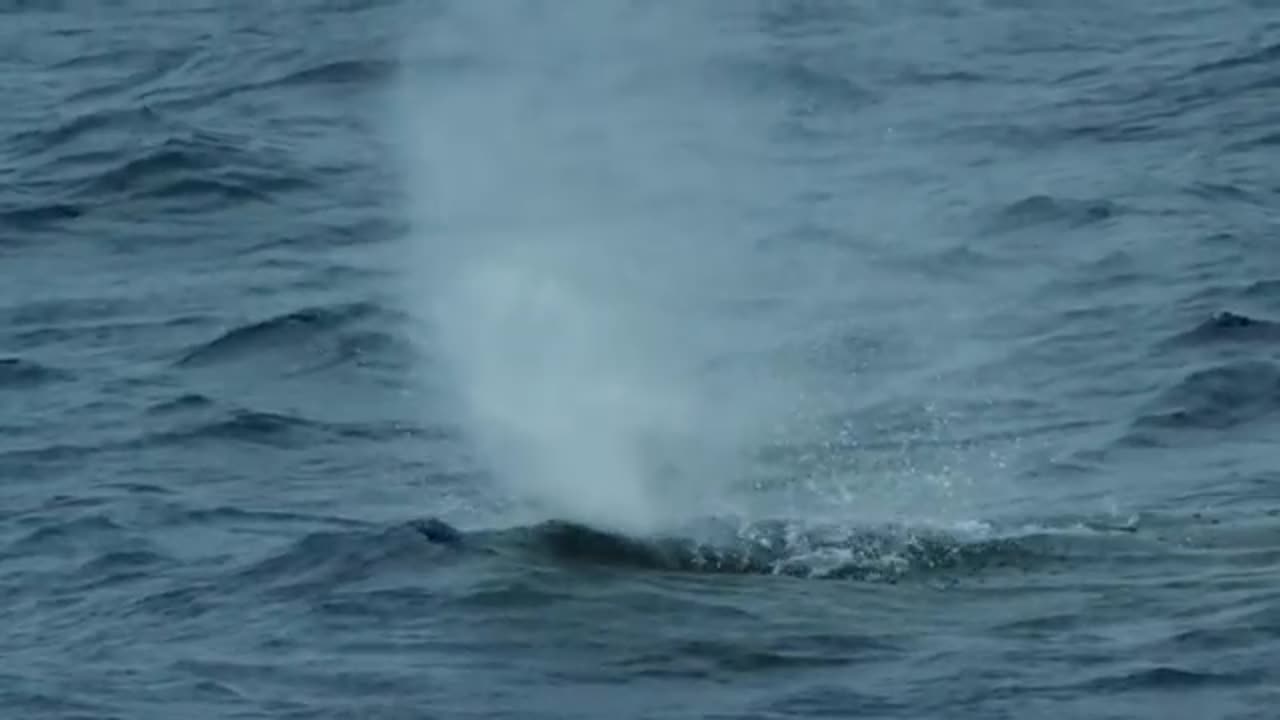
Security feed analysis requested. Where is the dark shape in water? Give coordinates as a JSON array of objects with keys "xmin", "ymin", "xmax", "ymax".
[
  {"xmin": 1169, "ymin": 311, "xmax": 1280, "ymax": 346},
  {"xmin": 0, "ymin": 357, "xmax": 71, "ymax": 388},
  {"xmin": 985, "ymin": 194, "xmax": 1119, "ymax": 233},
  {"xmin": 1131, "ymin": 360, "xmax": 1280, "ymax": 434},
  {"xmin": 409, "ymin": 517, "xmax": 466, "ymax": 547},
  {"xmin": 408, "ymin": 516, "xmax": 1124, "ymax": 583},
  {"xmin": 175, "ymin": 302, "xmax": 384, "ymax": 367}
]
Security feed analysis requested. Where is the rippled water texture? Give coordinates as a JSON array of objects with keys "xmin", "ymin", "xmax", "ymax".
[{"xmin": 3, "ymin": 1, "xmax": 1280, "ymax": 718}]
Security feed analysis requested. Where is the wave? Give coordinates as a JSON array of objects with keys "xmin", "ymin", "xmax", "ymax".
[
  {"xmin": 1129, "ymin": 360, "xmax": 1280, "ymax": 436},
  {"xmin": 1188, "ymin": 40, "xmax": 1280, "ymax": 77},
  {"xmin": 175, "ymin": 301, "xmax": 391, "ymax": 368},
  {"xmin": 130, "ymin": 56, "xmax": 398, "ymax": 118},
  {"xmin": 230, "ymin": 519, "xmax": 453, "ymax": 597},
  {"xmin": 1165, "ymin": 311, "xmax": 1280, "ymax": 347},
  {"xmin": 0, "ymin": 201, "xmax": 83, "ymax": 230},
  {"xmin": 0, "ymin": 404, "xmax": 433, "ymax": 471},
  {"xmin": 1077, "ymin": 665, "xmax": 1263, "ymax": 692},
  {"xmin": 1244, "ymin": 279, "xmax": 1280, "ymax": 302},
  {"xmin": 0, "ymin": 296, "xmax": 132, "ymax": 328},
  {"xmin": 158, "ymin": 409, "xmax": 333, "ymax": 447},
  {"xmin": 259, "ymin": 58, "xmax": 397, "ymax": 91},
  {"xmin": 67, "ymin": 134, "xmax": 310, "ymax": 212},
  {"xmin": 3, "ymin": 512, "xmax": 131, "ymax": 559},
  {"xmin": 7, "ymin": 105, "xmax": 168, "ymax": 161},
  {"xmin": 145, "ymin": 406, "xmax": 430, "ymax": 449},
  {"xmin": 145, "ymin": 393, "xmax": 216, "ymax": 415},
  {"xmin": 0, "ymin": 357, "xmax": 71, "ymax": 388},
  {"xmin": 1230, "ymin": 128, "xmax": 1280, "ymax": 151}
]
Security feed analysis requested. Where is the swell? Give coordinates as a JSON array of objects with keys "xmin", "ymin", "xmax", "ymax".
[
  {"xmin": 142, "ymin": 56, "xmax": 399, "ymax": 115},
  {"xmin": 258, "ymin": 58, "xmax": 397, "ymax": 92},
  {"xmin": 18, "ymin": 44, "xmax": 393, "ymax": 153},
  {"xmin": 141, "ymin": 400, "xmax": 439, "ymax": 448},
  {"xmin": 11, "ymin": 110, "xmax": 313, "ymax": 222},
  {"xmin": 0, "ymin": 201, "xmax": 83, "ymax": 229},
  {"xmin": 1128, "ymin": 360, "xmax": 1280, "ymax": 437},
  {"xmin": 149, "ymin": 405, "xmax": 438, "ymax": 448},
  {"xmin": 953, "ymin": 29, "xmax": 1280, "ymax": 154},
  {"xmin": 150, "ymin": 409, "xmax": 357, "ymax": 448},
  {"xmin": 0, "ymin": 358, "xmax": 71, "ymax": 388},
  {"xmin": 1163, "ymin": 311, "xmax": 1280, "ymax": 347},
  {"xmin": 64, "ymin": 133, "xmax": 311, "ymax": 211},
  {"xmin": 176, "ymin": 304, "xmax": 372, "ymax": 366},
  {"xmin": 229, "ymin": 520, "xmax": 457, "ymax": 597},
  {"xmin": 0, "ymin": 403, "xmax": 438, "ymax": 470},
  {"xmin": 1071, "ymin": 666, "xmax": 1264, "ymax": 694},
  {"xmin": 1188, "ymin": 40, "xmax": 1280, "ymax": 76},
  {"xmin": 7, "ymin": 105, "xmax": 170, "ymax": 162},
  {"xmin": 175, "ymin": 301, "xmax": 409, "ymax": 371},
  {"xmin": 1, "ymin": 511, "xmax": 172, "ymax": 595}
]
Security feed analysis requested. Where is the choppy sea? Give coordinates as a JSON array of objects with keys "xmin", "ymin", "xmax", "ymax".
[{"xmin": 4, "ymin": 1, "xmax": 1280, "ymax": 718}]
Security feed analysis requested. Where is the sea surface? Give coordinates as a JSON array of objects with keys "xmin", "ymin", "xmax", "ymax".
[{"xmin": 4, "ymin": 1, "xmax": 1280, "ymax": 718}]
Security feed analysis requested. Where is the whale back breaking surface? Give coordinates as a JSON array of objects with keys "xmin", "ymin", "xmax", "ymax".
[{"xmin": 407, "ymin": 513, "xmax": 1169, "ymax": 583}]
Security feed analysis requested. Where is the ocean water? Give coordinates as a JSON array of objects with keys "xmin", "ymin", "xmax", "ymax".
[{"xmin": 3, "ymin": 1, "xmax": 1280, "ymax": 717}]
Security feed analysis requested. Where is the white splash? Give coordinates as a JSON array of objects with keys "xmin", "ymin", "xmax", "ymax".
[{"xmin": 390, "ymin": 3, "xmax": 783, "ymax": 536}]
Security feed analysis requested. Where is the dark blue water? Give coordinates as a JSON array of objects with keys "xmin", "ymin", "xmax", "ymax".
[{"xmin": 4, "ymin": 1, "xmax": 1280, "ymax": 718}]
